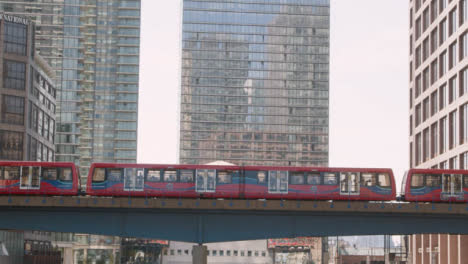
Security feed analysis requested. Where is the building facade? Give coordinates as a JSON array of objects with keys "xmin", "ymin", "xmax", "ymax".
[
  {"xmin": 0, "ymin": 0, "xmax": 141, "ymax": 183},
  {"xmin": 179, "ymin": 0, "xmax": 330, "ymax": 166},
  {"xmin": 409, "ymin": 1, "xmax": 468, "ymax": 263},
  {"xmin": 0, "ymin": 14, "xmax": 56, "ymax": 162}
]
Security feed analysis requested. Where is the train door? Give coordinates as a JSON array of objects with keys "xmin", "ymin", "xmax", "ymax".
[
  {"xmin": 196, "ymin": 169, "xmax": 216, "ymax": 193},
  {"xmin": 20, "ymin": 167, "xmax": 41, "ymax": 190},
  {"xmin": 124, "ymin": 168, "xmax": 144, "ymax": 191},
  {"xmin": 268, "ymin": 171, "xmax": 288, "ymax": 194},
  {"xmin": 340, "ymin": 172, "xmax": 360, "ymax": 196},
  {"xmin": 442, "ymin": 174, "xmax": 463, "ymax": 197}
]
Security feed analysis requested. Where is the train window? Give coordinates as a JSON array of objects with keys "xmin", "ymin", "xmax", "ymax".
[
  {"xmin": 464, "ymin": 175, "xmax": 468, "ymax": 188},
  {"xmin": 93, "ymin": 168, "xmax": 106, "ymax": 182},
  {"xmin": 425, "ymin": 174, "xmax": 441, "ymax": 187},
  {"xmin": 306, "ymin": 173, "xmax": 320, "ymax": 185},
  {"xmin": 42, "ymin": 168, "xmax": 57, "ymax": 180},
  {"xmin": 3, "ymin": 167, "xmax": 19, "ymax": 180},
  {"xmin": 180, "ymin": 170, "xmax": 194, "ymax": 183},
  {"xmin": 0, "ymin": 168, "xmax": 3, "ymax": 180},
  {"xmin": 60, "ymin": 168, "xmax": 73, "ymax": 182},
  {"xmin": 163, "ymin": 170, "xmax": 177, "ymax": 182},
  {"xmin": 290, "ymin": 172, "xmax": 304, "ymax": 184},
  {"xmin": 410, "ymin": 174, "xmax": 424, "ymax": 187},
  {"xmin": 257, "ymin": 172, "xmax": 267, "ymax": 184},
  {"xmin": 377, "ymin": 173, "xmax": 391, "ymax": 187},
  {"xmin": 217, "ymin": 171, "xmax": 232, "ymax": 184},
  {"xmin": 323, "ymin": 172, "xmax": 337, "ymax": 185},
  {"xmin": 146, "ymin": 169, "xmax": 161, "ymax": 182},
  {"xmin": 361, "ymin": 173, "xmax": 376, "ymax": 186},
  {"xmin": 107, "ymin": 169, "xmax": 122, "ymax": 182}
]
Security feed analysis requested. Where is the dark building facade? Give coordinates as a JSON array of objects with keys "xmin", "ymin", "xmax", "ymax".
[
  {"xmin": 179, "ymin": 0, "xmax": 330, "ymax": 166},
  {"xmin": 0, "ymin": 13, "xmax": 56, "ymax": 162}
]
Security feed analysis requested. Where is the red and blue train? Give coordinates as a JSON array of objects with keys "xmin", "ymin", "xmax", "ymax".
[{"xmin": 0, "ymin": 161, "xmax": 467, "ymax": 203}]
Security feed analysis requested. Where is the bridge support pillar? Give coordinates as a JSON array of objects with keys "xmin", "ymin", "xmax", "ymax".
[{"xmin": 192, "ymin": 244, "xmax": 208, "ymax": 264}]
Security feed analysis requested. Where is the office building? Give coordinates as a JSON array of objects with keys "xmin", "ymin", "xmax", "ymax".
[
  {"xmin": 179, "ymin": 0, "xmax": 330, "ymax": 166},
  {"xmin": 0, "ymin": 1, "xmax": 141, "ymax": 183},
  {"xmin": 409, "ymin": 1, "xmax": 468, "ymax": 263},
  {"xmin": 0, "ymin": 13, "xmax": 56, "ymax": 161}
]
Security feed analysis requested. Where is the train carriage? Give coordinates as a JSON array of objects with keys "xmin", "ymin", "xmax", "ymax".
[
  {"xmin": 243, "ymin": 166, "xmax": 396, "ymax": 201},
  {"xmin": 0, "ymin": 161, "xmax": 79, "ymax": 195},
  {"xmin": 87, "ymin": 163, "xmax": 242, "ymax": 198},
  {"xmin": 402, "ymin": 168, "xmax": 468, "ymax": 202}
]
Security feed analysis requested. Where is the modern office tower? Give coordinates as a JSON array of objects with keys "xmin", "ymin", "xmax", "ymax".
[
  {"xmin": 179, "ymin": 0, "xmax": 330, "ymax": 166},
  {"xmin": 409, "ymin": 1, "xmax": 468, "ymax": 262},
  {"xmin": 0, "ymin": 1, "xmax": 141, "ymax": 183},
  {"xmin": 0, "ymin": 14, "xmax": 56, "ymax": 161},
  {"xmin": 409, "ymin": 0, "xmax": 468, "ymax": 169}
]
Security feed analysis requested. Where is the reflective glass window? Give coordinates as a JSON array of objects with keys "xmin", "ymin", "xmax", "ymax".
[
  {"xmin": 42, "ymin": 168, "xmax": 57, "ymax": 180},
  {"xmin": 59, "ymin": 168, "xmax": 73, "ymax": 182},
  {"xmin": 217, "ymin": 171, "xmax": 232, "ymax": 184},
  {"xmin": 146, "ymin": 169, "xmax": 161, "ymax": 182},
  {"xmin": 180, "ymin": 169, "xmax": 194, "ymax": 182},
  {"xmin": 378, "ymin": 173, "xmax": 391, "ymax": 187},
  {"xmin": 93, "ymin": 168, "xmax": 106, "ymax": 182},
  {"xmin": 290, "ymin": 172, "xmax": 304, "ymax": 184},
  {"xmin": 426, "ymin": 174, "xmax": 441, "ymax": 187},
  {"xmin": 3, "ymin": 60, "xmax": 26, "ymax": 90},
  {"xmin": 323, "ymin": 172, "xmax": 337, "ymax": 185},
  {"xmin": 4, "ymin": 21, "xmax": 27, "ymax": 55},
  {"xmin": 163, "ymin": 170, "xmax": 177, "ymax": 182},
  {"xmin": 3, "ymin": 166, "xmax": 20, "ymax": 180},
  {"xmin": 361, "ymin": 173, "xmax": 376, "ymax": 186},
  {"xmin": 411, "ymin": 174, "xmax": 424, "ymax": 187},
  {"xmin": 306, "ymin": 173, "xmax": 320, "ymax": 185}
]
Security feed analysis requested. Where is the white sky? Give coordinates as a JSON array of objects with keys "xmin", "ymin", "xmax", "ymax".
[{"xmin": 137, "ymin": 0, "xmax": 409, "ymax": 189}]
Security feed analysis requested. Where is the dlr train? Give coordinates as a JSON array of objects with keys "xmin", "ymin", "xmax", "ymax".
[{"xmin": 0, "ymin": 161, "xmax": 467, "ymax": 202}]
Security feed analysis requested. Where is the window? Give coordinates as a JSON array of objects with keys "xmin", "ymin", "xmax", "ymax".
[
  {"xmin": 462, "ymin": 104, "xmax": 468, "ymax": 144},
  {"xmin": 290, "ymin": 172, "xmax": 304, "ymax": 184},
  {"xmin": 416, "ymin": 74, "xmax": 422, "ymax": 97},
  {"xmin": 2, "ymin": 95, "xmax": 24, "ymax": 125},
  {"xmin": 423, "ymin": 38, "xmax": 430, "ymax": 61},
  {"xmin": 431, "ymin": 90, "xmax": 438, "ymax": 116},
  {"xmin": 411, "ymin": 174, "xmax": 424, "ymax": 187},
  {"xmin": 323, "ymin": 172, "xmax": 337, "ymax": 185},
  {"xmin": 59, "ymin": 168, "xmax": 72, "ymax": 182},
  {"xmin": 227, "ymin": 250, "xmax": 231, "ymax": 256},
  {"xmin": 440, "ymin": 51, "xmax": 447, "ymax": 77},
  {"xmin": 440, "ymin": 116, "xmax": 448, "ymax": 153},
  {"xmin": 42, "ymin": 168, "xmax": 57, "ymax": 180},
  {"xmin": 257, "ymin": 171, "xmax": 266, "ymax": 184},
  {"xmin": 416, "ymin": 17, "xmax": 422, "ymax": 40},
  {"xmin": 248, "ymin": 251, "xmax": 252, "ymax": 257},
  {"xmin": 3, "ymin": 60, "xmax": 26, "ymax": 90},
  {"xmin": 180, "ymin": 169, "xmax": 194, "ymax": 182},
  {"xmin": 177, "ymin": 250, "xmax": 181, "ymax": 255},
  {"xmin": 431, "ymin": 28, "xmax": 438, "ymax": 54},
  {"xmin": 262, "ymin": 251, "xmax": 266, "ymax": 257},
  {"xmin": 107, "ymin": 169, "xmax": 122, "ymax": 182},
  {"xmin": 462, "ymin": 0, "xmax": 468, "ymax": 25},
  {"xmin": 416, "ymin": 133, "xmax": 422, "ymax": 165},
  {"xmin": 217, "ymin": 171, "xmax": 233, "ymax": 184},
  {"xmin": 423, "ymin": 128, "xmax": 430, "ymax": 161},
  {"xmin": 464, "ymin": 174, "xmax": 468, "ymax": 187},
  {"xmin": 3, "ymin": 166, "xmax": 20, "ymax": 180},
  {"xmin": 233, "ymin": 250, "xmax": 238, "ymax": 256},
  {"xmin": 440, "ymin": 0, "xmax": 447, "ymax": 12},
  {"xmin": 440, "ymin": 18, "xmax": 447, "ymax": 44},
  {"xmin": 439, "ymin": 84, "xmax": 447, "ymax": 110},
  {"xmin": 163, "ymin": 170, "xmax": 177, "ymax": 182},
  {"xmin": 423, "ymin": 67, "xmax": 430, "ymax": 91},
  {"xmin": 461, "ymin": 68, "xmax": 468, "ymax": 96},
  {"xmin": 416, "ymin": 46, "xmax": 422, "ymax": 69},
  {"xmin": 212, "ymin": 250, "xmax": 217, "ymax": 256},
  {"xmin": 0, "ymin": 130, "xmax": 23, "ymax": 160},
  {"xmin": 449, "ymin": 41, "xmax": 457, "ymax": 69},
  {"xmin": 431, "ymin": 0, "xmax": 438, "ymax": 22},
  {"xmin": 378, "ymin": 173, "xmax": 391, "ymax": 187},
  {"xmin": 431, "ymin": 59, "xmax": 438, "ymax": 84},
  {"xmin": 449, "ymin": 110, "xmax": 458, "ymax": 148},
  {"xmin": 255, "ymin": 251, "xmax": 259, "ymax": 257},
  {"xmin": 361, "ymin": 173, "xmax": 376, "ymax": 186},
  {"xmin": 423, "ymin": 98, "xmax": 430, "ymax": 122},
  {"xmin": 4, "ymin": 21, "xmax": 27, "ymax": 55},
  {"xmin": 450, "ymin": 8, "xmax": 457, "ymax": 36},
  {"xmin": 306, "ymin": 173, "xmax": 320, "ymax": 185},
  {"xmin": 146, "ymin": 169, "xmax": 160, "ymax": 182},
  {"xmin": 93, "ymin": 168, "xmax": 106, "ymax": 182},
  {"xmin": 426, "ymin": 174, "xmax": 441, "ymax": 187},
  {"xmin": 461, "ymin": 32, "xmax": 468, "ymax": 60},
  {"xmin": 423, "ymin": 8, "xmax": 430, "ymax": 32},
  {"xmin": 219, "ymin": 250, "xmax": 224, "ymax": 256},
  {"xmin": 449, "ymin": 76, "xmax": 457, "ymax": 103},
  {"xmin": 431, "ymin": 122, "xmax": 438, "ymax": 157},
  {"xmin": 415, "ymin": 103, "xmax": 422, "ymax": 126}
]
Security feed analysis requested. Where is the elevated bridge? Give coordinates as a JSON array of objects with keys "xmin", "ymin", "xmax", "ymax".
[{"xmin": 0, "ymin": 196, "xmax": 467, "ymax": 243}]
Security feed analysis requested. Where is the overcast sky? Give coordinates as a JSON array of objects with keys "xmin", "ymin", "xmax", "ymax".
[{"xmin": 137, "ymin": 0, "xmax": 409, "ymax": 188}]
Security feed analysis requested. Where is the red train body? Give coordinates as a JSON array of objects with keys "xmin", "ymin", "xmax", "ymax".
[
  {"xmin": 86, "ymin": 163, "xmax": 396, "ymax": 201},
  {"xmin": 403, "ymin": 168, "xmax": 468, "ymax": 202},
  {"xmin": 0, "ymin": 161, "xmax": 80, "ymax": 195}
]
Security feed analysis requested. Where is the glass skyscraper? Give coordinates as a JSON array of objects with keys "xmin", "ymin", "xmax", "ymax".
[
  {"xmin": 0, "ymin": 1, "xmax": 140, "ymax": 182},
  {"xmin": 180, "ymin": 0, "xmax": 330, "ymax": 166}
]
